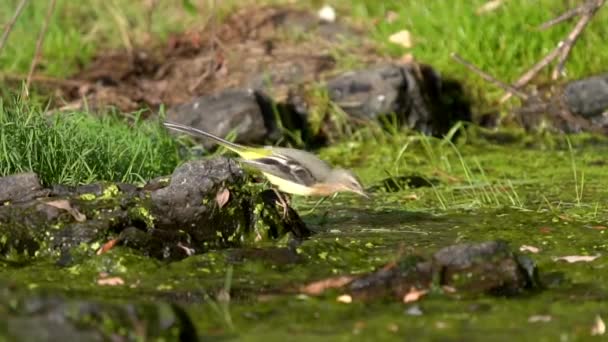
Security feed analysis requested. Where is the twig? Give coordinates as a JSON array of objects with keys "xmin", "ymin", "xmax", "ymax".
[
  {"xmin": 538, "ymin": 7, "xmax": 581, "ymax": 30},
  {"xmin": 0, "ymin": 0, "xmax": 29, "ymax": 56},
  {"xmin": 24, "ymin": 0, "xmax": 57, "ymax": 97},
  {"xmin": 500, "ymin": 0, "xmax": 605, "ymax": 103},
  {"xmin": 552, "ymin": 0, "xmax": 604, "ymax": 79},
  {"xmin": 450, "ymin": 53, "xmax": 528, "ymax": 100}
]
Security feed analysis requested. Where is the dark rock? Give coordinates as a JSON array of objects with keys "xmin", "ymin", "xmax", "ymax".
[
  {"xmin": 564, "ymin": 73, "xmax": 608, "ymax": 119},
  {"xmin": 324, "ymin": 63, "xmax": 471, "ymax": 136},
  {"xmin": 0, "ymin": 172, "xmax": 46, "ymax": 203},
  {"xmin": 432, "ymin": 240, "xmax": 537, "ymax": 295},
  {"xmin": 166, "ymin": 88, "xmax": 281, "ymax": 147},
  {"xmin": 2, "ymin": 290, "xmax": 198, "ymax": 341},
  {"xmin": 340, "ymin": 241, "xmax": 538, "ymax": 301},
  {"xmin": 0, "ymin": 158, "xmax": 309, "ymax": 261},
  {"xmin": 516, "ymin": 74, "xmax": 608, "ymax": 134}
]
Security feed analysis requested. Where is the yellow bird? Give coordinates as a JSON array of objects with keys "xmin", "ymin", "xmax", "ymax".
[{"xmin": 163, "ymin": 122, "xmax": 368, "ymax": 198}]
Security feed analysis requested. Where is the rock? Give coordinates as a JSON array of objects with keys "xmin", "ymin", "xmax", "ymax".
[
  {"xmin": 324, "ymin": 63, "xmax": 471, "ymax": 136},
  {"xmin": 339, "ymin": 240, "xmax": 538, "ymax": 301},
  {"xmin": 2, "ymin": 289, "xmax": 197, "ymax": 341},
  {"xmin": 564, "ymin": 73, "xmax": 608, "ymax": 119},
  {"xmin": 0, "ymin": 160, "xmax": 309, "ymax": 261},
  {"xmin": 516, "ymin": 73, "xmax": 608, "ymax": 134},
  {"xmin": 166, "ymin": 88, "xmax": 281, "ymax": 147},
  {"xmin": 0, "ymin": 172, "xmax": 46, "ymax": 203},
  {"xmin": 432, "ymin": 240, "xmax": 537, "ymax": 295}
]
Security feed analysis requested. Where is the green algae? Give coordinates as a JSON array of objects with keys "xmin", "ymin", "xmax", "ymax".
[{"xmin": 2, "ymin": 128, "xmax": 608, "ymax": 340}]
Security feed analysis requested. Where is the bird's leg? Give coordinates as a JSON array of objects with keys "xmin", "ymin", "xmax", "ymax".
[{"xmin": 271, "ymin": 188, "xmax": 291, "ymax": 218}]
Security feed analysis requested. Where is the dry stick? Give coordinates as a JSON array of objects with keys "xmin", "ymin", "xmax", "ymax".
[
  {"xmin": 450, "ymin": 53, "xmax": 528, "ymax": 100},
  {"xmin": 537, "ymin": 7, "xmax": 582, "ymax": 30},
  {"xmin": 24, "ymin": 0, "xmax": 57, "ymax": 97},
  {"xmin": 552, "ymin": 0, "xmax": 605, "ymax": 79},
  {"xmin": 500, "ymin": 0, "xmax": 605, "ymax": 103},
  {"xmin": 0, "ymin": 0, "xmax": 29, "ymax": 55}
]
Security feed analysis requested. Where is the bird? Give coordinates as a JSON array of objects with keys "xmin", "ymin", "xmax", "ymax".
[{"xmin": 162, "ymin": 122, "xmax": 369, "ymax": 200}]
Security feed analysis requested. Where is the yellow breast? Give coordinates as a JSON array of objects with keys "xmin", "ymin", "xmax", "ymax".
[{"xmin": 262, "ymin": 173, "xmax": 316, "ymax": 196}]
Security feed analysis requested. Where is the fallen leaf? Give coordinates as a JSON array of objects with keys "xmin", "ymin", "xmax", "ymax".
[
  {"xmin": 520, "ymin": 245, "xmax": 540, "ymax": 253},
  {"xmin": 97, "ymin": 276, "xmax": 125, "ymax": 286},
  {"xmin": 403, "ymin": 193, "xmax": 419, "ymax": 200},
  {"xmin": 442, "ymin": 285, "xmax": 457, "ymax": 293},
  {"xmin": 45, "ymin": 199, "xmax": 86, "ymax": 222},
  {"xmin": 591, "ymin": 315, "xmax": 606, "ymax": 336},
  {"xmin": 590, "ymin": 225, "xmax": 608, "ymax": 231},
  {"xmin": 528, "ymin": 315, "xmax": 552, "ymax": 323},
  {"xmin": 385, "ymin": 11, "xmax": 399, "ymax": 23},
  {"xmin": 388, "ymin": 30, "xmax": 413, "ymax": 48},
  {"xmin": 553, "ymin": 255, "xmax": 601, "ymax": 263},
  {"xmin": 539, "ymin": 226, "xmax": 552, "ymax": 234},
  {"xmin": 476, "ymin": 0, "xmax": 505, "ymax": 15},
  {"xmin": 318, "ymin": 4, "xmax": 336, "ymax": 22},
  {"xmin": 300, "ymin": 275, "xmax": 356, "ymax": 295},
  {"xmin": 97, "ymin": 238, "xmax": 120, "ymax": 255},
  {"xmin": 336, "ymin": 294, "xmax": 352, "ymax": 303},
  {"xmin": 215, "ymin": 188, "xmax": 230, "ymax": 208},
  {"xmin": 403, "ymin": 287, "xmax": 428, "ymax": 303}
]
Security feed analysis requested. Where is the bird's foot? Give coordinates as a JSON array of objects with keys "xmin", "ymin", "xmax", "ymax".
[{"xmin": 271, "ymin": 188, "xmax": 291, "ymax": 219}]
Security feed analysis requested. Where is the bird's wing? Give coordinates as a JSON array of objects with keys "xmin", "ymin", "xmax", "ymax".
[{"xmin": 238, "ymin": 153, "xmax": 318, "ymax": 187}]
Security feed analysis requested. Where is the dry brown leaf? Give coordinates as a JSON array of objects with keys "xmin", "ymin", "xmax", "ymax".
[
  {"xmin": 553, "ymin": 255, "xmax": 601, "ymax": 263},
  {"xmin": 300, "ymin": 275, "xmax": 356, "ymax": 295},
  {"xmin": 591, "ymin": 315, "xmax": 606, "ymax": 336},
  {"xmin": 215, "ymin": 188, "xmax": 230, "ymax": 208},
  {"xmin": 45, "ymin": 199, "xmax": 86, "ymax": 222},
  {"xmin": 388, "ymin": 30, "xmax": 413, "ymax": 48},
  {"xmin": 476, "ymin": 0, "xmax": 505, "ymax": 15},
  {"xmin": 520, "ymin": 245, "xmax": 541, "ymax": 253},
  {"xmin": 97, "ymin": 238, "xmax": 120, "ymax": 255},
  {"xmin": 336, "ymin": 294, "xmax": 352, "ymax": 303},
  {"xmin": 403, "ymin": 287, "xmax": 428, "ymax": 303},
  {"xmin": 97, "ymin": 276, "xmax": 125, "ymax": 286}
]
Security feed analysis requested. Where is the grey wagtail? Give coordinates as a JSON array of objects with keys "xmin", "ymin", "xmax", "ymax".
[{"xmin": 163, "ymin": 122, "xmax": 369, "ymax": 198}]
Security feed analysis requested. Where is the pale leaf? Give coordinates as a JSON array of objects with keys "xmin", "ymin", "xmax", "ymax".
[
  {"xmin": 45, "ymin": 199, "xmax": 86, "ymax": 222},
  {"xmin": 553, "ymin": 255, "xmax": 600, "ymax": 263},
  {"xmin": 336, "ymin": 294, "xmax": 352, "ymax": 303},
  {"xmin": 300, "ymin": 275, "xmax": 356, "ymax": 295},
  {"xmin": 403, "ymin": 287, "xmax": 428, "ymax": 303},
  {"xmin": 215, "ymin": 188, "xmax": 230, "ymax": 208},
  {"xmin": 97, "ymin": 276, "xmax": 125, "ymax": 286},
  {"xmin": 592, "ymin": 315, "xmax": 606, "ymax": 335},
  {"xmin": 476, "ymin": 0, "xmax": 505, "ymax": 15},
  {"xmin": 388, "ymin": 30, "xmax": 413, "ymax": 48},
  {"xmin": 519, "ymin": 245, "xmax": 540, "ymax": 253}
]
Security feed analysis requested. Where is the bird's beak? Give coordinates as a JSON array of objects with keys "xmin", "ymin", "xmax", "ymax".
[{"xmin": 355, "ymin": 189, "xmax": 371, "ymax": 199}]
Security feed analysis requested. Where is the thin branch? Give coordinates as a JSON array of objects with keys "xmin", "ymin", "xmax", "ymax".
[
  {"xmin": 552, "ymin": 0, "xmax": 604, "ymax": 79},
  {"xmin": 450, "ymin": 53, "xmax": 528, "ymax": 100},
  {"xmin": 24, "ymin": 0, "xmax": 57, "ymax": 97},
  {"xmin": 0, "ymin": 0, "xmax": 29, "ymax": 56},
  {"xmin": 538, "ymin": 7, "xmax": 581, "ymax": 30},
  {"xmin": 500, "ymin": 0, "xmax": 605, "ymax": 103}
]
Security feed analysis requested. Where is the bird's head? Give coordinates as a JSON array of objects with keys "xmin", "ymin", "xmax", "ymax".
[{"xmin": 326, "ymin": 169, "xmax": 369, "ymax": 198}]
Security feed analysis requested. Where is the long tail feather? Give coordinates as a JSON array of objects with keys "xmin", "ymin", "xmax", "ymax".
[{"xmin": 163, "ymin": 121, "xmax": 247, "ymax": 154}]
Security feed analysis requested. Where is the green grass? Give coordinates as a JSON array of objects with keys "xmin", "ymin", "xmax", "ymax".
[
  {"xmin": 342, "ymin": 0, "xmax": 608, "ymax": 109},
  {"xmin": 0, "ymin": 97, "xmax": 181, "ymax": 185},
  {"xmin": 0, "ymin": 0, "xmax": 249, "ymax": 77}
]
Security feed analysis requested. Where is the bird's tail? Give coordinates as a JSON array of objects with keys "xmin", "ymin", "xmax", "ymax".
[{"xmin": 163, "ymin": 121, "xmax": 249, "ymax": 155}]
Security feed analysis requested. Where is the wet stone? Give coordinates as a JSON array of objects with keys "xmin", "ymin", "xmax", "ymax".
[
  {"xmin": 0, "ymin": 158, "xmax": 309, "ymax": 261},
  {"xmin": 0, "ymin": 172, "xmax": 46, "ymax": 203}
]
